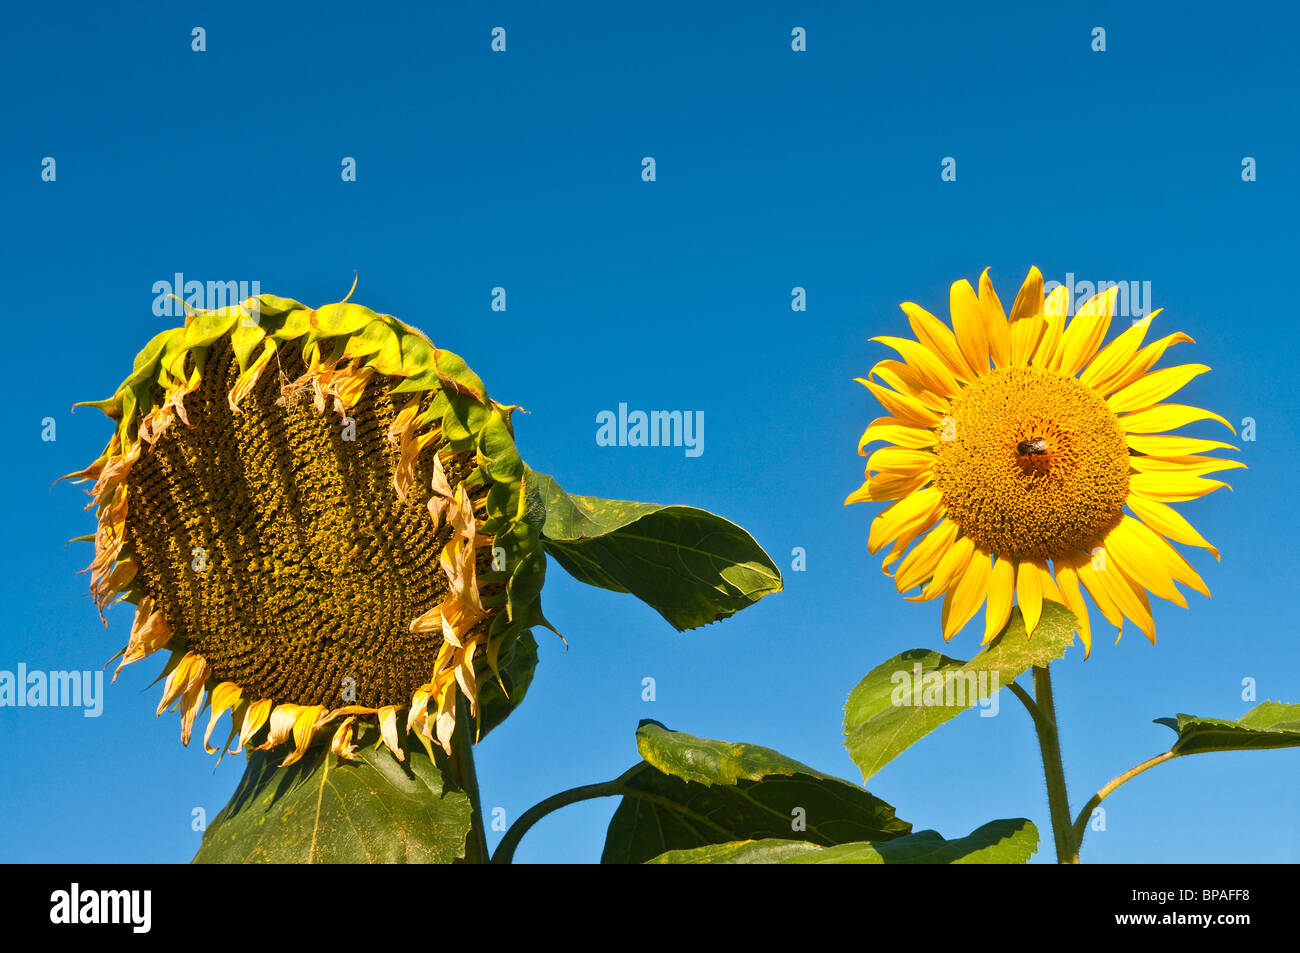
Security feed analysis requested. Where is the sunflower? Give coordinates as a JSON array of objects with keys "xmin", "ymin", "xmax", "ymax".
[
  {"xmin": 64, "ymin": 290, "xmax": 548, "ymax": 766},
  {"xmin": 846, "ymin": 267, "xmax": 1240, "ymax": 655}
]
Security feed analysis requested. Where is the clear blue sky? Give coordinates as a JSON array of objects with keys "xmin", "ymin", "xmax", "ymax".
[{"xmin": 2, "ymin": 1, "xmax": 1296, "ymax": 863}]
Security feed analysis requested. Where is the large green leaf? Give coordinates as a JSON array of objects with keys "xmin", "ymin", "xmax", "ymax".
[
  {"xmin": 1155, "ymin": 701, "xmax": 1300, "ymax": 755},
  {"xmin": 601, "ymin": 721, "xmax": 909, "ymax": 864},
  {"xmin": 476, "ymin": 629, "xmax": 539, "ymax": 740},
  {"xmin": 193, "ymin": 727, "xmax": 472, "ymax": 864},
  {"xmin": 648, "ymin": 818, "xmax": 1039, "ymax": 864},
  {"xmin": 528, "ymin": 468, "xmax": 781, "ymax": 631},
  {"xmin": 844, "ymin": 603, "xmax": 1077, "ymax": 783}
]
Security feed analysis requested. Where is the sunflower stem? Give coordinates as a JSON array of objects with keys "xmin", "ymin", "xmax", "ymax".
[
  {"xmin": 1006, "ymin": 679, "xmax": 1049, "ymax": 733},
  {"xmin": 491, "ymin": 764, "xmax": 644, "ymax": 864},
  {"xmin": 448, "ymin": 690, "xmax": 490, "ymax": 864},
  {"xmin": 1071, "ymin": 750, "xmax": 1176, "ymax": 856},
  {"xmin": 1030, "ymin": 664, "xmax": 1078, "ymax": 863}
]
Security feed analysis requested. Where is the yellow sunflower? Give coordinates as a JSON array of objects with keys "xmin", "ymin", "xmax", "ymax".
[
  {"xmin": 64, "ymin": 290, "xmax": 548, "ymax": 766},
  {"xmin": 846, "ymin": 267, "xmax": 1240, "ymax": 655}
]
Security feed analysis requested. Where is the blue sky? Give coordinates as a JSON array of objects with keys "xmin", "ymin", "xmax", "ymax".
[{"xmin": 1, "ymin": 1, "xmax": 1296, "ymax": 863}]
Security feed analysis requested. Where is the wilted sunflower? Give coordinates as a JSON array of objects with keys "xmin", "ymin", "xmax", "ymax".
[
  {"xmin": 846, "ymin": 268, "xmax": 1240, "ymax": 655},
  {"xmin": 64, "ymin": 290, "xmax": 548, "ymax": 766}
]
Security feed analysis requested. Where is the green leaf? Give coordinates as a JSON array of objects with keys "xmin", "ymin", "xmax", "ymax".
[
  {"xmin": 601, "ymin": 721, "xmax": 909, "ymax": 864},
  {"xmin": 270, "ymin": 306, "xmax": 312, "ymax": 341},
  {"xmin": 647, "ymin": 818, "xmax": 1039, "ymax": 864},
  {"xmin": 432, "ymin": 347, "xmax": 487, "ymax": 401},
  {"xmin": 529, "ymin": 468, "xmax": 782, "ymax": 631},
  {"xmin": 182, "ymin": 309, "xmax": 240, "ymax": 348},
  {"xmin": 251, "ymin": 294, "xmax": 306, "ymax": 320},
  {"xmin": 193, "ymin": 726, "xmax": 472, "ymax": 864},
  {"xmin": 310, "ymin": 302, "xmax": 378, "ymax": 338},
  {"xmin": 347, "ymin": 319, "xmax": 403, "ymax": 375},
  {"xmin": 844, "ymin": 603, "xmax": 1077, "ymax": 783},
  {"xmin": 121, "ymin": 329, "xmax": 175, "ymax": 390},
  {"xmin": 230, "ymin": 325, "xmax": 267, "ymax": 374},
  {"xmin": 476, "ymin": 630, "xmax": 539, "ymax": 739},
  {"xmin": 1155, "ymin": 701, "xmax": 1300, "ymax": 756}
]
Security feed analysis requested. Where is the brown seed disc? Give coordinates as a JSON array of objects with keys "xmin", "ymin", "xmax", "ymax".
[{"xmin": 125, "ymin": 338, "xmax": 478, "ymax": 709}]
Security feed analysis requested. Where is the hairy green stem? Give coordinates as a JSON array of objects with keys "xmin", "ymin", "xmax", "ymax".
[
  {"xmin": 491, "ymin": 765, "xmax": 643, "ymax": 864},
  {"xmin": 448, "ymin": 690, "xmax": 490, "ymax": 864},
  {"xmin": 1071, "ymin": 750, "xmax": 1176, "ymax": 856},
  {"xmin": 1031, "ymin": 664, "xmax": 1077, "ymax": 864},
  {"xmin": 1006, "ymin": 679, "xmax": 1048, "ymax": 733}
]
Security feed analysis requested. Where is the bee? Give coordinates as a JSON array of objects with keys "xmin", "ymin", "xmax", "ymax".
[{"xmin": 1015, "ymin": 436, "xmax": 1051, "ymax": 475}]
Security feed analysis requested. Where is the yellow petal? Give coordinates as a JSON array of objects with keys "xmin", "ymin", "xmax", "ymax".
[
  {"xmin": 429, "ymin": 449, "xmax": 455, "ymax": 498},
  {"xmin": 857, "ymin": 378, "xmax": 943, "ymax": 428},
  {"xmin": 871, "ymin": 336, "xmax": 961, "ymax": 399},
  {"xmin": 1108, "ymin": 364, "xmax": 1211, "ymax": 415},
  {"xmin": 893, "ymin": 519, "xmax": 959, "ymax": 593},
  {"xmin": 1007, "ymin": 266, "xmax": 1046, "ymax": 365},
  {"xmin": 1085, "ymin": 557, "xmax": 1156, "ymax": 644},
  {"xmin": 880, "ymin": 501, "xmax": 940, "ymax": 568},
  {"xmin": 1056, "ymin": 286, "xmax": 1118, "ymax": 377},
  {"xmin": 1079, "ymin": 311, "xmax": 1156, "ymax": 390},
  {"xmin": 115, "ymin": 596, "xmax": 173, "ymax": 679},
  {"xmin": 228, "ymin": 339, "xmax": 276, "ymax": 414},
  {"xmin": 156, "ymin": 651, "xmax": 208, "ymax": 720},
  {"xmin": 1114, "ymin": 568, "xmax": 1158, "ymax": 645},
  {"xmin": 233, "ymin": 698, "xmax": 272, "ymax": 754},
  {"xmin": 1118, "ymin": 402, "xmax": 1234, "ymax": 434},
  {"xmin": 879, "ymin": 533, "xmax": 910, "ymax": 574},
  {"xmin": 99, "ymin": 558, "xmax": 138, "ymax": 603},
  {"xmin": 1129, "ymin": 472, "xmax": 1231, "ymax": 502},
  {"xmin": 330, "ymin": 364, "xmax": 376, "ymax": 412},
  {"xmin": 177, "ymin": 679, "xmax": 209, "ymax": 747},
  {"xmin": 454, "ymin": 647, "xmax": 478, "ymax": 714},
  {"xmin": 871, "ymin": 361, "xmax": 950, "ymax": 413},
  {"xmin": 865, "ymin": 446, "xmax": 935, "ymax": 478},
  {"xmin": 1052, "ymin": 562, "xmax": 1092, "ymax": 657},
  {"xmin": 1036, "ymin": 562, "xmax": 1064, "ymax": 604},
  {"xmin": 949, "ymin": 280, "xmax": 990, "ymax": 376},
  {"xmin": 1127, "ymin": 434, "xmax": 1237, "ymax": 456},
  {"xmin": 982, "ymin": 555, "xmax": 1016, "ymax": 644},
  {"xmin": 867, "ymin": 487, "xmax": 943, "ymax": 554},
  {"xmin": 266, "ymin": 704, "xmax": 299, "ymax": 748},
  {"xmin": 1034, "ymin": 286, "xmax": 1069, "ymax": 368},
  {"xmin": 1129, "ymin": 455, "xmax": 1244, "ymax": 478},
  {"xmin": 858, "ymin": 417, "xmax": 938, "ymax": 454},
  {"xmin": 1103, "ymin": 332, "xmax": 1195, "ymax": 395},
  {"xmin": 330, "ymin": 717, "xmax": 359, "ymax": 760},
  {"xmin": 1125, "ymin": 493, "xmax": 1220, "ymax": 559},
  {"xmin": 1017, "ymin": 559, "xmax": 1044, "ymax": 635},
  {"xmin": 1102, "ymin": 521, "xmax": 1187, "ymax": 608},
  {"xmin": 978, "ymin": 269, "xmax": 1010, "ymax": 367},
  {"xmin": 1075, "ymin": 560, "xmax": 1124, "ymax": 628},
  {"xmin": 845, "ymin": 471, "xmax": 931, "ymax": 504},
  {"xmin": 387, "ymin": 397, "xmax": 422, "ymax": 446},
  {"xmin": 909, "ymin": 533, "xmax": 975, "ymax": 603},
  {"xmin": 280, "ymin": 705, "xmax": 326, "ymax": 768},
  {"xmin": 1112, "ymin": 516, "xmax": 1209, "ymax": 600},
  {"xmin": 203, "ymin": 682, "xmax": 243, "ymax": 755},
  {"xmin": 378, "ymin": 705, "xmax": 406, "ymax": 762},
  {"xmin": 942, "ymin": 551, "xmax": 991, "ymax": 641},
  {"xmin": 901, "ymin": 302, "xmax": 975, "ymax": 380}
]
